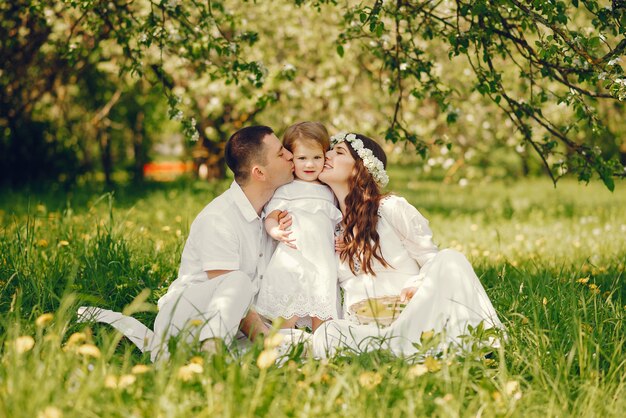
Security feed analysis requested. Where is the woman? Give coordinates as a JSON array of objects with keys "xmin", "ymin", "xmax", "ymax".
[{"xmin": 312, "ymin": 132, "xmax": 504, "ymax": 357}]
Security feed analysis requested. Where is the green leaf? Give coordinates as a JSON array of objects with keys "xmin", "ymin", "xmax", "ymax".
[{"xmin": 336, "ymin": 44, "xmax": 344, "ymax": 57}]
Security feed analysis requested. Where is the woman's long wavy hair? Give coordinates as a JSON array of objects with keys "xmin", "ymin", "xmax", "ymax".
[{"xmin": 340, "ymin": 134, "xmax": 390, "ymax": 275}]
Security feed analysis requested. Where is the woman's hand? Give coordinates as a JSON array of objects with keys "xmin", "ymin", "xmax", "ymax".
[
  {"xmin": 400, "ymin": 287, "xmax": 418, "ymax": 303},
  {"xmin": 334, "ymin": 234, "xmax": 346, "ymax": 253}
]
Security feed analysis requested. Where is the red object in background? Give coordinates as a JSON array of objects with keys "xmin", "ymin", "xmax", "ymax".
[{"xmin": 143, "ymin": 161, "xmax": 194, "ymax": 181}]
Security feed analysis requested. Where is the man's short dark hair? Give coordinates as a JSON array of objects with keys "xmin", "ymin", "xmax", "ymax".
[{"xmin": 225, "ymin": 125, "xmax": 274, "ymax": 184}]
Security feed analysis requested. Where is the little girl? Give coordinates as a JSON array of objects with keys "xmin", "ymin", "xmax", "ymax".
[{"xmin": 255, "ymin": 122, "xmax": 342, "ymax": 332}]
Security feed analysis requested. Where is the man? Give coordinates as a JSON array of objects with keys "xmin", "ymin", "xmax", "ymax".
[{"xmin": 78, "ymin": 125, "xmax": 294, "ymax": 361}]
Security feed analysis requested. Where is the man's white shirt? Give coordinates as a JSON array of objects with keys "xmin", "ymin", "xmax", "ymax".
[{"xmin": 158, "ymin": 181, "xmax": 270, "ymax": 310}]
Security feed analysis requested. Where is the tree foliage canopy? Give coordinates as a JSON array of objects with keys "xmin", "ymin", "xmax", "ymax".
[{"xmin": 2, "ymin": 0, "xmax": 625, "ymax": 188}]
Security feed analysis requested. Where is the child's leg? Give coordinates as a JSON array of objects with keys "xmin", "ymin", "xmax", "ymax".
[
  {"xmin": 311, "ymin": 317, "xmax": 325, "ymax": 332},
  {"xmin": 281, "ymin": 316, "xmax": 300, "ymax": 329}
]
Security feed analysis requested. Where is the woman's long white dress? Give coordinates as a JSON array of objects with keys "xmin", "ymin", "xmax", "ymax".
[
  {"xmin": 255, "ymin": 180, "xmax": 343, "ymax": 323},
  {"xmin": 312, "ymin": 195, "xmax": 504, "ymax": 358}
]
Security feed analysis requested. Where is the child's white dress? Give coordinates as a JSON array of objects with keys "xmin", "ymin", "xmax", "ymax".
[{"xmin": 255, "ymin": 180, "xmax": 342, "ymax": 324}]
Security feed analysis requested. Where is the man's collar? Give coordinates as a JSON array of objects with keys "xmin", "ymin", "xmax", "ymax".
[{"xmin": 229, "ymin": 181, "xmax": 260, "ymax": 222}]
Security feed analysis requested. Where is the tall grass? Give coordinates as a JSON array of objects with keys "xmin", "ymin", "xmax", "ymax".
[{"xmin": 0, "ymin": 174, "xmax": 624, "ymax": 417}]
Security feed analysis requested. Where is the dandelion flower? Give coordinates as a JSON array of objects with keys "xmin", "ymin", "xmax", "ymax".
[
  {"xmin": 66, "ymin": 332, "xmax": 87, "ymax": 347},
  {"xmin": 189, "ymin": 356, "xmax": 204, "ymax": 365},
  {"xmin": 589, "ymin": 284, "xmax": 600, "ymax": 294},
  {"xmin": 58, "ymin": 240, "xmax": 69, "ymax": 247},
  {"xmin": 77, "ymin": 344, "xmax": 101, "ymax": 358},
  {"xmin": 256, "ymin": 349, "xmax": 278, "ymax": 369},
  {"xmin": 104, "ymin": 374, "xmax": 118, "ymax": 389},
  {"xmin": 14, "ymin": 336, "xmax": 35, "ymax": 353},
  {"xmin": 542, "ymin": 297, "xmax": 548, "ymax": 306},
  {"xmin": 177, "ymin": 363, "xmax": 204, "ymax": 381},
  {"xmin": 36, "ymin": 313, "xmax": 54, "ymax": 327},
  {"xmin": 188, "ymin": 319, "xmax": 203, "ymax": 327},
  {"xmin": 118, "ymin": 374, "xmax": 136, "ymax": 388},
  {"xmin": 37, "ymin": 239, "xmax": 49, "ymax": 248},
  {"xmin": 358, "ymin": 371, "xmax": 383, "ymax": 389},
  {"xmin": 37, "ymin": 406, "xmax": 62, "ymax": 418},
  {"xmin": 420, "ymin": 329, "xmax": 435, "ymax": 342},
  {"xmin": 576, "ymin": 277, "xmax": 590, "ymax": 284},
  {"xmin": 408, "ymin": 364, "xmax": 429, "ymax": 377},
  {"xmin": 264, "ymin": 333, "xmax": 285, "ymax": 349},
  {"xmin": 424, "ymin": 356, "xmax": 442, "ymax": 372},
  {"xmin": 131, "ymin": 364, "xmax": 151, "ymax": 374}
]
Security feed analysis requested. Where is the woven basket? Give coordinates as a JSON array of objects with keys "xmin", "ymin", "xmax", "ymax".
[{"xmin": 349, "ymin": 296, "xmax": 406, "ymax": 327}]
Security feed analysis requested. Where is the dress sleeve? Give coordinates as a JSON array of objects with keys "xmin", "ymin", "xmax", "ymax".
[
  {"xmin": 191, "ymin": 214, "xmax": 240, "ymax": 272},
  {"xmin": 380, "ymin": 196, "xmax": 438, "ymax": 289}
]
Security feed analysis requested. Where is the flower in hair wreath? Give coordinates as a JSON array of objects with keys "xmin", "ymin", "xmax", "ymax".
[{"xmin": 330, "ymin": 132, "xmax": 389, "ymax": 187}]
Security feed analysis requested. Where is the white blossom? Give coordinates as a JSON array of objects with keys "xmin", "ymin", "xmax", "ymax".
[{"xmin": 608, "ymin": 57, "xmax": 621, "ymax": 66}]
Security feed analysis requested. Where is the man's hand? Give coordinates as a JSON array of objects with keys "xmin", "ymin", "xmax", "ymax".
[{"xmin": 400, "ymin": 286, "xmax": 418, "ymax": 303}]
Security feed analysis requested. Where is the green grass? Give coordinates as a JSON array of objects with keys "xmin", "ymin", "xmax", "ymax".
[{"xmin": 1, "ymin": 172, "xmax": 625, "ymax": 417}]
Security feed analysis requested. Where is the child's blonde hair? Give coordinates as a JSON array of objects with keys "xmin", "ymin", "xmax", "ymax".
[{"xmin": 283, "ymin": 121, "xmax": 330, "ymax": 153}]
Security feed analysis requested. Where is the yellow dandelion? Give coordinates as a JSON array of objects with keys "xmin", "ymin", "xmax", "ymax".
[
  {"xmin": 189, "ymin": 356, "xmax": 204, "ymax": 365},
  {"xmin": 424, "ymin": 356, "xmax": 442, "ymax": 372},
  {"xmin": 118, "ymin": 374, "xmax": 136, "ymax": 388},
  {"xmin": 542, "ymin": 297, "xmax": 548, "ymax": 306},
  {"xmin": 177, "ymin": 363, "xmax": 204, "ymax": 381},
  {"xmin": 408, "ymin": 364, "xmax": 429, "ymax": 377},
  {"xmin": 161, "ymin": 226, "xmax": 171, "ymax": 232},
  {"xmin": 521, "ymin": 317, "xmax": 529, "ymax": 325},
  {"xmin": 175, "ymin": 215, "xmax": 182, "ymax": 223},
  {"xmin": 76, "ymin": 343, "xmax": 101, "ymax": 358},
  {"xmin": 58, "ymin": 240, "xmax": 69, "ymax": 247},
  {"xmin": 256, "ymin": 349, "xmax": 278, "ymax": 370},
  {"xmin": 576, "ymin": 277, "xmax": 590, "ymax": 285},
  {"xmin": 188, "ymin": 319, "xmax": 203, "ymax": 327},
  {"xmin": 37, "ymin": 239, "xmax": 49, "ymax": 248},
  {"xmin": 37, "ymin": 406, "xmax": 62, "ymax": 418},
  {"xmin": 66, "ymin": 332, "xmax": 87, "ymax": 347},
  {"xmin": 14, "ymin": 336, "xmax": 35, "ymax": 353},
  {"xmin": 434, "ymin": 394, "xmax": 454, "ymax": 405},
  {"xmin": 264, "ymin": 333, "xmax": 285, "ymax": 349},
  {"xmin": 104, "ymin": 374, "xmax": 118, "ymax": 389},
  {"xmin": 420, "ymin": 329, "xmax": 435, "ymax": 342},
  {"xmin": 37, "ymin": 204, "xmax": 46, "ymax": 213},
  {"xmin": 505, "ymin": 380, "xmax": 519, "ymax": 395},
  {"xmin": 589, "ymin": 284, "xmax": 600, "ymax": 294},
  {"xmin": 36, "ymin": 313, "xmax": 54, "ymax": 328},
  {"xmin": 131, "ymin": 364, "xmax": 150, "ymax": 374},
  {"xmin": 358, "ymin": 371, "xmax": 383, "ymax": 389}
]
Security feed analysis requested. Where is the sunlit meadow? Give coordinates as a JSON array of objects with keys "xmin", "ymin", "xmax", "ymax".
[{"xmin": 1, "ymin": 170, "xmax": 625, "ymax": 417}]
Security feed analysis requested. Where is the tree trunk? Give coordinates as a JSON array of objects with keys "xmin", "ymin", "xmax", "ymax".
[
  {"xmin": 98, "ymin": 125, "xmax": 113, "ymax": 186},
  {"xmin": 132, "ymin": 110, "xmax": 145, "ymax": 182}
]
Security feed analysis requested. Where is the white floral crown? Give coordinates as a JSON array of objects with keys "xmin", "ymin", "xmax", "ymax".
[{"xmin": 330, "ymin": 132, "xmax": 389, "ymax": 187}]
